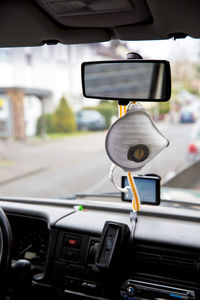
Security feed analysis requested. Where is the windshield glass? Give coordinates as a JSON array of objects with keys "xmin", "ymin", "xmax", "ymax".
[{"xmin": 0, "ymin": 37, "xmax": 200, "ymax": 200}]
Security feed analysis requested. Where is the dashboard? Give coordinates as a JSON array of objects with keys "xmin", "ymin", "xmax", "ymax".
[{"xmin": 1, "ymin": 197, "xmax": 200, "ymax": 300}]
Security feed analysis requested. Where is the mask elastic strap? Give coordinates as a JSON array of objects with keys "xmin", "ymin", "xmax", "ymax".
[
  {"xmin": 109, "ymin": 163, "xmax": 130, "ymax": 194},
  {"xmin": 118, "ymin": 102, "xmax": 141, "ymax": 212}
]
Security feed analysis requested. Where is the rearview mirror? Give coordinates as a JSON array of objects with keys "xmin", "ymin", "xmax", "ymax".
[{"xmin": 81, "ymin": 60, "xmax": 171, "ymax": 102}]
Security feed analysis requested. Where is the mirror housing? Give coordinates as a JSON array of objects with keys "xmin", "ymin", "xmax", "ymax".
[{"xmin": 81, "ymin": 60, "xmax": 171, "ymax": 102}]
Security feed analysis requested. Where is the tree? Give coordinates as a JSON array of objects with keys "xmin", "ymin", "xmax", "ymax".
[
  {"xmin": 52, "ymin": 97, "xmax": 76, "ymax": 132},
  {"xmin": 36, "ymin": 113, "xmax": 54, "ymax": 135}
]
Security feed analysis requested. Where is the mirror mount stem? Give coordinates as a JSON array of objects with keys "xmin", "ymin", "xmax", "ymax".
[
  {"xmin": 126, "ymin": 52, "xmax": 143, "ymax": 60},
  {"xmin": 118, "ymin": 100, "xmax": 129, "ymax": 106},
  {"xmin": 118, "ymin": 52, "xmax": 143, "ymax": 106}
]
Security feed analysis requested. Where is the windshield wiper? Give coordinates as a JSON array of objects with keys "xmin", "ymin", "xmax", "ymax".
[
  {"xmin": 76, "ymin": 192, "xmax": 121, "ymax": 198},
  {"xmin": 56, "ymin": 193, "xmax": 121, "ymax": 200},
  {"xmin": 55, "ymin": 195, "xmax": 76, "ymax": 200}
]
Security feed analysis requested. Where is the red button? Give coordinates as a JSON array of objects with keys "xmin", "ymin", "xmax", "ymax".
[
  {"xmin": 69, "ymin": 239, "xmax": 76, "ymax": 245},
  {"xmin": 64, "ymin": 235, "xmax": 82, "ymax": 249}
]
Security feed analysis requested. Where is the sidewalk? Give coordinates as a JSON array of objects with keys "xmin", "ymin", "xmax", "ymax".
[{"xmin": 0, "ymin": 132, "xmax": 106, "ymax": 185}]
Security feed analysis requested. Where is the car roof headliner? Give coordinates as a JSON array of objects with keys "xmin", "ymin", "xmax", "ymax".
[{"xmin": 1, "ymin": 0, "xmax": 200, "ymax": 47}]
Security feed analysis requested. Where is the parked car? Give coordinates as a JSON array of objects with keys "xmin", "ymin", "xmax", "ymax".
[
  {"xmin": 180, "ymin": 105, "xmax": 200, "ymax": 123},
  {"xmin": 76, "ymin": 110, "xmax": 105, "ymax": 131}
]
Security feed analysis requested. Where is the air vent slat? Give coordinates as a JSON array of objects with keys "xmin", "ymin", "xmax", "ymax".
[
  {"xmin": 161, "ymin": 255, "xmax": 197, "ymax": 271},
  {"xmin": 137, "ymin": 252, "xmax": 160, "ymax": 264},
  {"xmin": 135, "ymin": 245, "xmax": 200, "ymax": 279}
]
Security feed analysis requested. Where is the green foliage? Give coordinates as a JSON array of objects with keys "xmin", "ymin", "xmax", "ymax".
[
  {"xmin": 187, "ymin": 87, "xmax": 199, "ymax": 95},
  {"xmin": 159, "ymin": 102, "xmax": 170, "ymax": 114},
  {"xmin": 52, "ymin": 97, "xmax": 76, "ymax": 133},
  {"xmin": 148, "ymin": 106, "xmax": 157, "ymax": 116},
  {"xmin": 36, "ymin": 113, "xmax": 54, "ymax": 135},
  {"xmin": 84, "ymin": 101, "xmax": 118, "ymax": 128},
  {"xmin": 36, "ymin": 97, "xmax": 76, "ymax": 136},
  {"xmin": 45, "ymin": 131, "xmax": 90, "ymax": 139},
  {"xmin": 195, "ymin": 64, "xmax": 200, "ymax": 79}
]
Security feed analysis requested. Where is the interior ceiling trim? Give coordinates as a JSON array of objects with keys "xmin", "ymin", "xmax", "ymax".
[{"xmin": 0, "ymin": 0, "xmax": 199, "ymax": 47}]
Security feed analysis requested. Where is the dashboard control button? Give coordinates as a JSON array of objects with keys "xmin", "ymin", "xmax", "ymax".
[
  {"xmin": 64, "ymin": 235, "xmax": 82, "ymax": 249},
  {"xmin": 81, "ymin": 281, "xmax": 97, "ymax": 291},
  {"xmin": 81, "ymin": 281, "xmax": 88, "ymax": 288},
  {"xmin": 64, "ymin": 276, "xmax": 81, "ymax": 289},
  {"xmin": 62, "ymin": 247, "xmax": 80, "ymax": 261},
  {"xmin": 126, "ymin": 286, "xmax": 135, "ymax": 297},
  {"xmin": 87, "ymin": 283, "xmax": 97, "ymax": 289}
]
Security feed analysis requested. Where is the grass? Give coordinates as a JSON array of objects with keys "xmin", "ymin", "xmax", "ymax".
[
  {"xmin": 0, "ymin": 159, "xmax": 14, "ymax": 167},
  {"xmin": 35, "ymin": 131, "xmax": 93, "ymax": 140},
  {"xmin": 47, "ymin": 131, "xmax": 91, "ymax": 139}
]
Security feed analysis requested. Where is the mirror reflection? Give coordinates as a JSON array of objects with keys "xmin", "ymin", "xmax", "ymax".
[{"xmin": 82, "ymin": 61, "xmax": 170, "ymax": 101}]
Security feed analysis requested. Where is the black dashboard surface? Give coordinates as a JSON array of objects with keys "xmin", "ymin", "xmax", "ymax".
[
  {"xmin": 1, "ymin": 197, "xmax": 200, "ymax": 299},
  {"xmin": 2, "ymin": 197, "xmax": 200, "ymax": 248}
]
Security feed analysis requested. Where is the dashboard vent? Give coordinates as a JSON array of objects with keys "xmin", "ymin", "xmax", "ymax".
[
  {"xmin": 134, "ymin": 244, "xmax": 200, "ymax": 282},
  {"xmin": 137, "ymin": 251, "xmax": 160, "ymax": 264},
  {"xmin": 160, "ymin": 255, "xmax": 198, "ymax": 271}
]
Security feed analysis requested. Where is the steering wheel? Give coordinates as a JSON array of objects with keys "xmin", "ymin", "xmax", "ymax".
[{"xmin": 0, "ymin": 208, "xmax": 12, "ymax": 297}]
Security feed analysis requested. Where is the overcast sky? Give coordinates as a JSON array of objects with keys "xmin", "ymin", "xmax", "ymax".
[{"xmin": 127, "ymin": 37, "xmax": 200, "ymax": 63}]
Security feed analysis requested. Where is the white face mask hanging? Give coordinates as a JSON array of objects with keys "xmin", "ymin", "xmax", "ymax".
[{"xmin": 106, "ymin": 103, "xmax": 169, "ymax": 172}]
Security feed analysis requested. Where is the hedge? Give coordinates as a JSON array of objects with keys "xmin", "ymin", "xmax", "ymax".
[
  {"xmin": 83, "ymin": 101, "xmax": 118, "ymax": 129},
  {"xmin": 52, "ymin": 97, "xmax": 76, "ymax": 133},
  {"xmin": 36, "ymin": 97, "xmax": 76, "ymax": 135},
  {"xmin": 36, "ymin": 113, "xmax": 54, "ymax": 135}
]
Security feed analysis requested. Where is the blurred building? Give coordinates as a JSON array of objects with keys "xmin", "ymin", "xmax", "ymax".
[
  {"xmin": 0, "ymin": 42, "xmax": 131, "ymax": 138},
  {"xmin": 0, "ymin": 45, "xmax": 99, "ymax": 137},
  {"xmin": 0, "ymin": 88, "xmax": 51, "ymax": 139}
]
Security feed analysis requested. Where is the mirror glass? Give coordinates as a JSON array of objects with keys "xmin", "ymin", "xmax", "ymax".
[{"xmin": 82, "ymin": 60, "xmax": 171, "ymax": 101}]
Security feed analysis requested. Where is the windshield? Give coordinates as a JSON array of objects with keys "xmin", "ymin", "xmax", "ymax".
[{"xmin": 0, "ymin": 38, "xmax": 200, "ymax": 201}]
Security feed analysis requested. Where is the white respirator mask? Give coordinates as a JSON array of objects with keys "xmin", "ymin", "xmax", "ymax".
[{"xmin": 106, "ymin": 103, "xmax": 169, "ymax": 172}]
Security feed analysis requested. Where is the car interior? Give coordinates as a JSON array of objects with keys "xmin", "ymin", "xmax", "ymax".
[{"xmin": 1, "ymin": 1, "xmax": 200, "ymax": 300}]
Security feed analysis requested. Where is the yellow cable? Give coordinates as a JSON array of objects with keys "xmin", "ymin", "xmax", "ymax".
[
  {"xmin": 119, "ymin": 105, "xmax": 123, "ymax": 118},
  {"xmin": 124, "ymin": 106, "xmax": 127, "ymax": 114},
  {"xmin": 118, "ymin": 103, "xmax": 141, "ymax": 212},
  {"xmin": 128, "ymin": 172, "xmax": 140, "ymax": 212}
]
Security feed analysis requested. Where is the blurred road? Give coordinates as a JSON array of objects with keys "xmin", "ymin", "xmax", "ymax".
[{"xmin": 0, "ymin": 121, "xmax": 194, "ymax": 198}]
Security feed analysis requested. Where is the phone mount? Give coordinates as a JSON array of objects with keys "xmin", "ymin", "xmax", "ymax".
[{"xmin": 93, "ymin": 221, "xmax": 130, "ymax": 273}]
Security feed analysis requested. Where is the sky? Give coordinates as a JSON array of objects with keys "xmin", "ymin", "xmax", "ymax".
[{"xmin": 127, "ymin": 37, "xmax": 200, "ymax": 63}]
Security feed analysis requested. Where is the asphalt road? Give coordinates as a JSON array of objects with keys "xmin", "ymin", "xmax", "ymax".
[{"xmin": 0, "ymin": 122, "xmax": 194, "ymax": 199}]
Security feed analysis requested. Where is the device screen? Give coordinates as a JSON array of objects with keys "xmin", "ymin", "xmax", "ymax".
[{"xmin": 122, "ymin": 176, "xmax": 160, "ymax": 205}]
